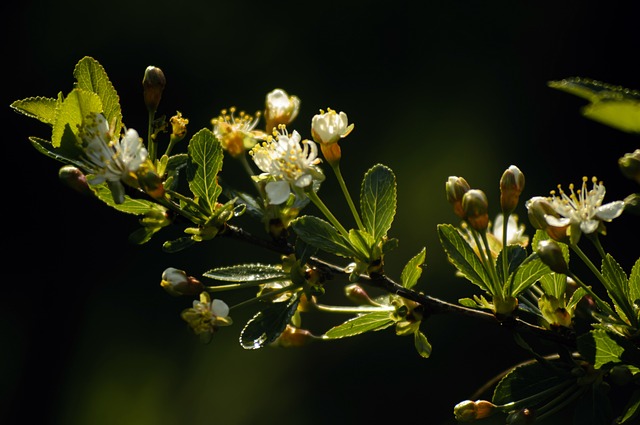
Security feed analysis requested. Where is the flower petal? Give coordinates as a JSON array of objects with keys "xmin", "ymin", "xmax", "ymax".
[
  {"xmin": 265, "ymin": 181, "xmax": 291, "ymax": 205},
  {"xmin": 595, "ymin": 201, "xmax": 625, "ymax": 221}
]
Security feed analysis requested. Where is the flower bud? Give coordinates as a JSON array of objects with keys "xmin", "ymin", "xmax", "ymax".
[
  {"xmin": 506, "ymin": 408, "xmax": 535, "ymax": 425},
  {"xmin": 453, "ymin": 400, "xmax": 497, "ymax": 422},
  {"xmin": 446, "ymin": 176, "xmax": 471, "ymax": 219},
  {"xmin": 619, "ymin": 149, "xmax": 640, "ymax": 184},
  {"xmin": 311, "ymin": 108, "xmax": 354, "ymax": 166},
  {"xmin": 345, "ymin": 284, "xmax": 377, "ymax": 305},
  {"xmin": 58, "ymin": 165, "xmax": 93, "ymax": 196},
  {"xmin": 462, "ymin": 189, "xmax": 489, "ymax": 232},
  {"xmin": 500, "ymin": 165, "xmax": 525, "ymax": 214},
  {"xmin": 525, "ymin": 196, "xmax": 569, "ymax": 242},
  {"xmin": 161, "ymin": 267, "xmax": 204, "ymax": 296},
  {"xmin": 536, "ymin": 239, "xmax": 569, "ymax": 274},
  {"xmin": 271, "ymin": 325, "xmax": 315, "ymax": 348},
  {"xmin": 142, "ymin": 66, "xmax": 166, "ymax": 114},
  {"xmin": 264, "ymin": 88, "xmax": 300, "ymax": 133}
]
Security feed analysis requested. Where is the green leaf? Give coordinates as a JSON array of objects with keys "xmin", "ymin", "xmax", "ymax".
[
  {"xmin": 414, "ymin": 330, "xmax": 432, "ymax": 358},
  {"xmin": 401, "ymin": 247, "xmax": 426, "ymax": 289},
  {"xmin": 28, "ymin": 136, "xmax": 85, "ymax": 168},
  {"xmin": 290, "ymin": 216, "xmax": 356, "ymax": 258},
  {"xmin": 324, "ymin": 311, "xmax": 395, "ymax": 339},
  {"xmin": 51, "ymin": 88, "xmax": 102, "ymax": 149},
  {"xmin": 496, "ymin": 245, "xmax": 527, "ymax": 284},
  {"xmin": 548, "ymin": 77, "xmax": 640, "ymax": 134},
  {"xmin": 162, "ymin": 236, "xmax": 196, "ymax": 253},
  {"xmin": 90, "ymin": 183, "xmax": 165, "ymax": 215},
  {"xmin": 602, "ymin": 254, "xmax": 634, "ymax": 324},
  {"xmin": 492, "ymin": 361, "xmax": 571, "ymax": 406},
  {"xmin": 510, "ymin": 255, "xmax": 552, "ymax": 297},
  {"xmin": 360, "ymin": 164, "xmax": 396, "ymax": 241},
  {"xmin": 618, "ymin": 388, "xmax": 640, "ymax": 424},
  {"xmin": 203, "ymin": 264, "xmax": 288, "ymax": 282},
  {"xmin": 10, "ymin": 96, "xmax": 60, "ymax": 125},
  {"xmin": 186, "ymin": 128, "xmax": 223, "ymax": 216},
  {"xmin": 539, "ymin": 272, "xmax": 568, "ymax": 300},
  {"xmin": 73, "ymin": 56, "xmax": 123, "ymax": 136},
  {"xmin": 580, "ymin": 329, "xmax": 640, "ymax": 371},
  {"xmin": 630, "ymin": 258, "xmax": 640, "ymax": 304},
  {"xmin": 347, "ymin": 229, "xmax": 374, "ymax": 259},
  {"xmin": 437, "ymin": 224, "xmax": 492, "ymax": 292},
  {"xmin": 240, "ymin": 294, "xmax": 300, "ymax": 349}
]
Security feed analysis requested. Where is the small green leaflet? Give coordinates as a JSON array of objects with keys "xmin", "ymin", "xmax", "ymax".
[
  {"xmin": 90, "ymin": 183, "xmax": 166, "ymax": 215},
  {"xmin": 290, "ymin": 216, "xmax": 356, "ymax": 258},
  {"xmin": 437, "ymin": 224, "xmax": 491, "ymax": 292},
  {"xmin": 360, "ymin": 164, "xmax": 397, "ymax": 241},
  {"xmin": 240, "ymin": 294, "xmax": 300, "ymax": 349},
  {"xmin": 203, "ymin": 264, "xmax": 288, "ymax": 283},
  {"xmin": 324, "ymin": 311, "xmax": 394, "ymax": 339},
  {"xmin": 10, "ymin": 96, "xmax": 60, "ymax": 125},
  {"xmin": 548, "ymin": 77, "xmax": 640, "ymax": 133},
  {"xmin": 401, "ymin": 247, "xmax": 426, "ymax": 289},
  {"xmin": 186, "ymin": 128, "xmax": 223, "ymax": 216},
  {"xmin": 414, "ymin": 330, "xmax": 432, "ymax": 358}
]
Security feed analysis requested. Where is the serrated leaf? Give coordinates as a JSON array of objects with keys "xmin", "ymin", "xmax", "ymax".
[
  {"xmin": 324, "ymin": 311, "xmax": 394, "ymax": 339},
  {"xmin": 348, "ymin": 229, "xmax": 374, "ymax": 259},
  {"xmin": 51, "ymin": 88, "xmax": 102, "ymax": 149},
  {"xmin": 203, "ymin": 264, "xmax": 288, "ymax": 282},
  {"xmin": 630, "ymin": 258, "xmax": 640, "ymax": 305},
  {"xmin": 10, "ymin": 96, "xmax": 59, "ymax": 125},
  {"xmin": 618, "ymin": 388, "xmax": 640, "ymax": 424},
  {"xmin": 492, "ymin": 361, "xmax": 570, "ymax": 406},
  {"xmin": 90, "ymin": 183, "xmax": 164, "ymax": 215},
  {"xmin": 360, "ymin": 164, "xmax": 396, "ymax": 241},
  {"xmin": 539, "ymin": 272, "xmax": 568, "ymax": 300},
  {"xmin": 511, "ymin": 255, "xmax": 552, "ymax": 297},
  {"xmin": 401, "ymin": 247, "xmax": 426, "ymax": 289},
  {"xmin": 414, "ymin": 330, "xmax": 432, "ymax": 358},
  {"xmin": 28, "ymin": 136, "xmax": 85, "ymax": 167},
  {"xmin": 240, "ymin": 294, "xmax": 300, "ymax": 349},
  {"xmin": 496, "ymin": 245, "xmax": 527, "ymax": 284},
  {"xmin": 602, "ymin": 254, "xmax": 634, "ymax": 324},
  {"xmin": 186, "ymin": 128, "xmax": 223, "ymax": 216},
  {"xmin": 578, "ymin": 330, "xmax": 625, "ymax": 369},
  {"xmin": 437, "ymin": 224, "xmax": 491, "ymax": 292},
  {"xmin": 290, "ymin": 216, "xmax": 356, "ymax": 258},
  {"xmin": 548, "ymin": 77, "xmax": 640, "ymax": 134},
  {"xmin": 73, "ymin": 56, "xmax": 123, "ymax": 136}
]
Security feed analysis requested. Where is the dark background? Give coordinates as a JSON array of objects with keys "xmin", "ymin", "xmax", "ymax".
[{"xmin": 3, "ymin": 1, "xmax": 639, "ymax": 424}]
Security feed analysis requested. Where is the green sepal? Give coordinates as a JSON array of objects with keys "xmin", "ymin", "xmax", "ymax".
[
  {"xmin": 323, "ymin": 311, "xmax": 395, "ymax": 339},
  {"xmin": 186, "ymin": 128, "xmax": 223, "ymax": 217},
  {"xmin": 203, "ymin": 264, "xmax": 288, "ymax": 283},
  {"xmin": 73, "ymin": 56, "xmax": 123, "ymax": 137},
  {"xmin": 240, "ymin": 293, "xmax": 300, "ymax": 349},
  {"xmin": 414, "ymin": 330, "xmax": 432, "ymax": 358},
  {"xmin": 290, "ymin": 216, "xmax": 357, "ymax": 258},
  {"xmin": 401, "ymin": 247, "xmax": 426, "ymax": 289},
  {"xmin": 360, "ymin": 164, "xmax": 397, "ymax": 241},
  {"xmin": 437, "ymin": 223, "xmax": 492, "ymax": 292}
]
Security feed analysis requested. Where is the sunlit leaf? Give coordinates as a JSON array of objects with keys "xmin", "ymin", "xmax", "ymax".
[
  {"xmin": 290, "ymin": 216, "xmax": 356, "ymax": 258},
  {"xmin": 493, "ymin": 361, "xmax": 571, "ymax": 406},
  {"xmin": 510, "ymin": 255, "xmax": 552, "ymax": 297},
  {"xmin": 203, "ymin": 264, "xmax": 288, "ymax": 282},
  {"xmin": 51, "ymin": 88, "xmax": 102, "ymax": 149},
  {"xmin": 401, "ymin": 247, "xmax": 426, "ymax": 289},
  {"xmin": 324, "ymin": 311, "xmax": 394, "ymax": 339},
  {"xmin": 186, "ymin": 128, "xmax": 223, "ymax": 216},
  {"xmin": 414, "ymin": 330, "xmax": 432, "ymax": 358},
  {"xmin": 437, "ymin": 224, "xmax": 491, "ymax": 292},
  {"xmin": 360, "ymin": 164, "xmax": 396, "ymax": 241},
  {"xmin": 10, "ymin": 96, "xmax": 59, "ymax": 125}
]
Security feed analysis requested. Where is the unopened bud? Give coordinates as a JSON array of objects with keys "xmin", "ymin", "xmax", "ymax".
[
  {"xmin": 58, "ymin": 165, "xmax": 92, "ymax": 196},
  {"xmin": 619, "ymin": 149, "xmax": 640, "ymax": 184},
  {"xmin": 161, "ymin": 267, "xmax": 204, "ymax": 296},
  {"xmin": 462, "ymin": 189, "xmax": 489, "ymax": 231},
  {"xmin": 271, "ymin": 325, "xmax": 315, "ymax": 348},
  {"xmin": 536, "ymin": 239, "xmax": 569, "ymax": 274},
  {"xmin": 264, "ymin": 88, "xmax": 300, "ymax": 133},
  {"xmin": 446, "ymin": 176, "xmax": 471, "ymax": 218},
  {"xmin": 345, "ymin": 284, "xmax": 376, "ymax": 305},
  {"xmin": 526, "ymin": 197, "xmax": 569, "ymax": 242},
  {"xmin": 142, "ymin": 66, "xmax": 166, "ymax": 113},
  {"xmin": 500, "ymin": 165, "xmax": 525, "ymax": 214},
  {"xmin": 506, "ymin": 408, "xmax": 535, "ymax": 425},
  {"xmin": 453, "ymin": 400, "xmax": 497, "ymax": 422}
]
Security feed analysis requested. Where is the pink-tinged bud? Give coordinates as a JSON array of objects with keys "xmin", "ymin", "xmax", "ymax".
[
  {"xmin": 58, "ymin": 165, "xmax": 93, "ymax": 196},
  {"xmin": 142, "ymin": 66, "xmax": 166, "ymax": 113},
  {"xmin": 462, "ymin": 189, "xmax": 489, "ymax": 231},
  {"xmin": 619, "ymin": 149, "xmax": 640, "ymax": 184},
  {"xmin": 453, "ymin": 400, "xmax": 497, "ymax": 422},
  {"xmin": 161, "ymin": 267, "xmax": 204, "ymax": 296},
  {"xmin": 536, "ymin": 240, "xmax": 569, "ymax": 274},
  {"xmin": 500, "ymin": 165, "xmax": 525, "ymax": 214},
  {"xmin": 271, "ymin": 325, "xmax": 315, "ymax": 348},
  {"xmin": 445, "ymin": 176, "xmax": 471, "ymax": 218},
  {"xmin": 344, "ymin": 284, "xmax": 376, "ymax": 305},
  {"xmin": 525, "ymin": 197, "xmax": 569, "ymax": 242}
]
